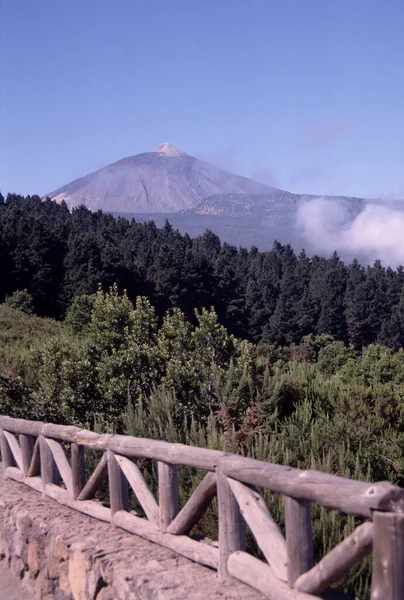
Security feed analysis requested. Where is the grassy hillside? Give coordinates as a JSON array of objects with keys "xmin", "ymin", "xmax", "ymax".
[{"xmin": 0, "ymin": 304, "xmax": 65, "ymax": 381}]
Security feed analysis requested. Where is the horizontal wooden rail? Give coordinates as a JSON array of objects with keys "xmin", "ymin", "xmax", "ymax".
[
  {"xmin": 218, "ymin": 455, "xmax": 404, "ymax": 518},
  {"xmin": 1, "ymin": 415, "xmax": 404, "ymax": 600},
  {"xmin": 0, "ymin": 416, "xmax": 225, "ymax": 469}
]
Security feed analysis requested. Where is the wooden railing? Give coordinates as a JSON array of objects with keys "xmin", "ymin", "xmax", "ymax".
[{"xmin": 1, "ymin": 415, "xmax": 404, "ymax": 599}]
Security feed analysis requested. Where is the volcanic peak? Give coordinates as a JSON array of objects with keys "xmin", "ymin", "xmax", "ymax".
[{"xmin": 152, "ymin": 142, "xmax": 185, "ymax": 157}]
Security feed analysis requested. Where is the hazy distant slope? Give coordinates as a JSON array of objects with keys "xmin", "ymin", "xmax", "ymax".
[
  {"xmin": 181, "ymin": 191, "xmax": 299, "ymax": 217},
  {"xmin": 47, "ymin": 143, "xmax": 280, "ymax": 213},
  {"xmin": 181, "ymin": 190, "xmax": 367, "ymax": 221}
]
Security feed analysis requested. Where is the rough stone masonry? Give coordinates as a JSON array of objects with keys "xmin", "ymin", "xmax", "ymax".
[{"xmin": 0, "ymin": 464, "xmax": 262, "ymax": 600}]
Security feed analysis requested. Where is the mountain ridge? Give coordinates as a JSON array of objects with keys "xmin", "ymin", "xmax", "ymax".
[
  {"xmin": 47, "ymin": 143, "xmax": 280, "ymax": 213},
  {"xmin": 181, "ymin": 191, "xmax": 368, "ymax": 220}
]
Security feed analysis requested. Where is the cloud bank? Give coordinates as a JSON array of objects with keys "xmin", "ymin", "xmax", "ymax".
[{"xmin": 296, "ymin": 197, "xmax": 404, "ymax": 267}]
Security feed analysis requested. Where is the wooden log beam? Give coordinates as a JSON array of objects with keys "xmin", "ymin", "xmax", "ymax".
[
  {"xmin": 75, "ymin": 430, "xmax": 226, "ymax": 470},
  {"xmin": 216, "ymin": 468, "xmax": 246, "ymax": 579},
  {"xmin": 46, "ymin": 438, "xmax": 73, "ymax": 496},
  {"xmin": 107, "ymin": 450, "xmax": 129, "ymax": 517},
  {"xmin": 77, "ymin": 451, "xmax": 108, "ymax": 501},
  {"xmin": 0, "ymin": 417, "xmax": 87, "ymax": 444},
  {"xmin": 295, "ymin": 522, "xmax": 373, "ymax": 594},
  {"xmin": 168, "ymin": 472, "xmax": 217, "ymax": 536},
  {"xmin": 42, "ymin": 423, "xmax": 83, "ymax": 442},
  {"xmin": 227, "ymin": 551, "xmax": 318, "ymax": 599},
  {"xmin": 39, "ymin": 435, "xmax": 60, "ymax": 493},
  {"xmin": 6, "ymin": 466, "xmax": 44, "ymax": 492},
  {"xmin": 19, "ymin": 434, "xmax": 34, "ymax": 476},
  {"xmin": 218, "ymin": 455, "xmax": 404, "ymax": 518},
  {"xmin": 371, "ymin": 512, "xmax": 404, "ymax": 600},
  {"xmin": 227, "ymin": 477, "xmax": 287, "ymax": 581},
  {"xmin": 0, "ymin": 416, "xmax": 44, "ymax": 437},
  {"xmin": 1, "ymin": 416, "xmax": 224, "ymax": 469},
  {"xmin": 284, "ymin": 496, "xmax": 313, "ymax": 586},
  {"xmin": 113, "ymin": 510, "xmax": 219, "ymax": 570},
  {"xmin": 115, "ymin": 454, "xmax": 159, "ymax": 527},
  {"xmin": 45, "ymin": 483, "xmax": 111, "ymax": 522},
  {"xmin": 71, "ymin": 443, "xmax": 85, "ymax": 500},
  {"xmin": 27, "ymin": 437, "xmax": 40, "ymax": 477},
  {"xmin": 2, "ymin": 431, "xmax": 24, "ymax": 471},
  {"xmin": 158, "ymin": 461, "xmax": 179, "ymax": 532},
  {"xmin": 0, "ymin": 430, "xmax": 15, "ymax": 469}
]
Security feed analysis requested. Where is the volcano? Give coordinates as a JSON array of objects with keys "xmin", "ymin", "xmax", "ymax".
[{"xmin": 47, "ymin": 143, "xmax": 280, "ymax": 213}]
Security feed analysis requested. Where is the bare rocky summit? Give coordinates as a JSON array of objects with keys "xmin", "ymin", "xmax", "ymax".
[{"xmin": 47, "ymin": 143, "xmax": 279, "ymax": 213}]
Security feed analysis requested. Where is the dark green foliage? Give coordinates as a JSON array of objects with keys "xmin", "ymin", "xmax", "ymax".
[
  {"xmin": 0, "ymin": 375, "xmax": 34, "ymax": 419},
  {"xmin": 0, "ymin": 304, "xmax": 64, "ymax": 383},
  {"xmin": 1, "ymin": 194, "xmax": 404, "ymax": 348},
  {"xmin": 317, "ymin": 340, "xmax": 350, "ymax": 375},
  {"xmin": 0, "ymin": 195, "xmax": 68, "ymax": 317},
  {"xmin": 5, "ymin": 289, "xmax": 34, "ymax": 314},
  {"xmin": 65, "ymin": 294, "xmax": 96, "ymax": 334}
]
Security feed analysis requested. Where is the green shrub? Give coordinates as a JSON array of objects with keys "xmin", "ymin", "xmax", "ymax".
[{"xmin": 5, "ymin": 289, "xmax": 34, "ymax": 314}]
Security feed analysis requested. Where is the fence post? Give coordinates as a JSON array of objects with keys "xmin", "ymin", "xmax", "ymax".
[
  {"xmin": 216, "ymin": 468, "xmax": 246, "ymax": 579},
  {"xmin": 71, "ymin": 443, "xmax": 85, "ymax": 499},
  {"xmin": 371, "ymin": 511, "xmax": 404, "ymax": 600},
  {"xmin": 158, "ymin": 461, "xmax": 179, "ymax": 532},
  {"xmin": 0, "ymin": 430, "xmax": 15, "ymax": 469},
  {"xmin": 39, "ymin": 435, "xmax": 60, "ymax": 494},
  {"xmin": 107, "ymin": 450, "xmax": 129, "ymax": 522},
  {"xmin": 107, "ymin": 450, "xmax": 129, "ymax": 518},
  {"xmin": 284, "ymin": 496, "xmax": 313, "ymax": 586},
  {"xmin": 20, "ymin": 434, "xmax": 34, "ymax": 476}
]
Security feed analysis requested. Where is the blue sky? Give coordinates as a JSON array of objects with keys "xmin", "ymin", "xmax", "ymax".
[{"xmin": 1, "ymin": 0, "xmax": 403, "ymax": 199}]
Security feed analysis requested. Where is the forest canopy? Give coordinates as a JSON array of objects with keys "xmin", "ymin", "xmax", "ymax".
[{"xmin": 1, "ymin": 192, "xmax": 404, "ymax": 349}]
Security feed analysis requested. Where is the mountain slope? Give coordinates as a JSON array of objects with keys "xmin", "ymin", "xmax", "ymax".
[
  {"xmin": 182, "ymin": 191, "xmax": 367, "ymax": 220},
  {"xmin": 47, "ymin": 143, "xmax": 280, "ymax": 213},
  {"xmin": 181, "ymin": 191, "xmax": 298, "ymax": 217}
]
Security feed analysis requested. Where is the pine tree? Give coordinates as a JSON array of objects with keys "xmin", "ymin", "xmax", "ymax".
[{"xmin": 312, "ymin": 252, "xmax": 347, "ymax": 340}]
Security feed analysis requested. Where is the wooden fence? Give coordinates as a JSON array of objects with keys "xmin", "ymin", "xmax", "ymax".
[{"xmin": 1, "ymin": 415, "xmax": 403, "ymax": 599}]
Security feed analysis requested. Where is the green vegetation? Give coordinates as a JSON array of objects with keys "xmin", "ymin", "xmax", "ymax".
[
  {"xmin": 1, "ymin": 286, "xmax": 404, "ymax": 597},
  {"xmin": 2, "ymin": 193, "xmax": 404, "ymax": 349},
  {"xmin": 0, "ymin": 304, "xmax": 65, "ymax": 417},
  {"xmin": 2, "ymin": 194, "xmax": 404, "ymax": 597}
]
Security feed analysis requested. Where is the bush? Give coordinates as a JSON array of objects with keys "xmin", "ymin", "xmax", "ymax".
[
  {"xmin": 5, "ymin": 289, "xmax": 34, "ymax": 314},
  {"xmin": 317, "ymin": 340, "xmax": 349, "ymax": 375},
  {"xmin": 0, "ymin": 375, "xmax": 34, "ymax": 419},
  {"xmin": 65, "ymin": 294, "xmax": 95, "ymax": 334}
]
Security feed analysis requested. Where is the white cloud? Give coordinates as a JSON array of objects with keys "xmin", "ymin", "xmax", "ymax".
[{"xmin": 296, "ymin": 197, "xmax": 404, "ymax": 266}]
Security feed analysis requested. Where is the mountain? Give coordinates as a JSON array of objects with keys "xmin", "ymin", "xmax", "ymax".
[
  {"xmin": 47, "ymin": 142, "xmax": 404, "ymax": 264},
  {"xmin": 181, "ymin": 191, "xmax": 299, "ymax": 217},
  {"xmin": 120, "ymin": 191, "xmax": 368, "ymax": 259},
  {"xmin": 182, "ymin": 191, "xmax": 367, "ymax": 220},
  {"xmin": 47, "ymin": 143, "xmax": 280, "ymax": 213}
]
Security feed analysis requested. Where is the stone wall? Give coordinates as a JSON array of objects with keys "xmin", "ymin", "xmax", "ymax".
[{"xmin": 0, "ymin": 465, "xmax": 262, "ymax": 599}]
